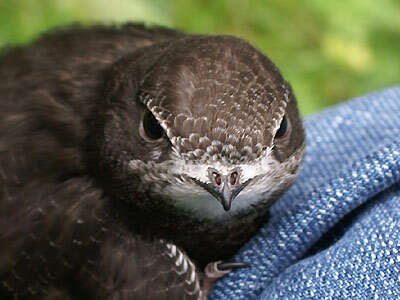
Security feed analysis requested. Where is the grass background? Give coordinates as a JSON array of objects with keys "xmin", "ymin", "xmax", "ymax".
[{"xmin": 0, "ymin": 0, "xmax": 399, "ymax": 115}]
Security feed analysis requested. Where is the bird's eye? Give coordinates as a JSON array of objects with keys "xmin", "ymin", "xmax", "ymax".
[
  {"xmin": 275, "ymin": 115, "xmax": 289, "ymax": 139},
  {"xmin": 140, "ymin": 110, "xmax": 164, "ymax": 141}
]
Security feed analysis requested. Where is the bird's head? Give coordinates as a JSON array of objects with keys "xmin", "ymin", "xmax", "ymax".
[{"xmin": 93, "ymin": 35, "xmax": 305, "ymax": 222}]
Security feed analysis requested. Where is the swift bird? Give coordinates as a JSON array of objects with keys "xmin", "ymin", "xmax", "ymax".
[{"xmin": 0, "ymin": 24, "xmax": 305, "ymax": 299}]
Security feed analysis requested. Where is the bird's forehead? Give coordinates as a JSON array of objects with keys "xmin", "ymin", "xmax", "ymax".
[{"xmin": 140, "ymin": 38, "xmax": 290, "ymax": 163}]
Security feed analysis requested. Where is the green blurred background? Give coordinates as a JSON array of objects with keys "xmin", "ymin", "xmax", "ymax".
[{"xmin": 1, "ymin": 0, "xmax": 399, "ymax": 115}]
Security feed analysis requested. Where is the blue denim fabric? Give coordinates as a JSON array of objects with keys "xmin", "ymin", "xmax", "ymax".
[{"xmin": 209, "ymin": 87, "xmax": 400, "ymax": 299}]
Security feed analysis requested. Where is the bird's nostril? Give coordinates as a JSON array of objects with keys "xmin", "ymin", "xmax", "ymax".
[
  {"xmin": 230, "ymin": 171, "xmax": 238, "ymax": 186},
  {"xmin": 213, "ymin": 172, "xmax": 222, "ymax": 186}
]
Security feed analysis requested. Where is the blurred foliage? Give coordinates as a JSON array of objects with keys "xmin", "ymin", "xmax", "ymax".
[{"xmin": 0, "ymin": 0, "xmax": 399, "ymax": 115}]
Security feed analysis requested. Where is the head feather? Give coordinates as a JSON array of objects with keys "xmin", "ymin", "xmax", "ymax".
[{"xmin": 140, "ymin": 36, "xmax": 291, "ymax": 164}]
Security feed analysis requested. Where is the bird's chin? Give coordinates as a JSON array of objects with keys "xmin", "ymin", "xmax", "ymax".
[{"xmin": 163, "ymin": 188, "xmax": 269, "ymax": 222}]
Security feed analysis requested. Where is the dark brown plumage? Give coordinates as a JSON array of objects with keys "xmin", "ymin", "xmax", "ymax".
[{"xmin": 0, "ymin": 24, "xmax": 305, "ymax": 299}]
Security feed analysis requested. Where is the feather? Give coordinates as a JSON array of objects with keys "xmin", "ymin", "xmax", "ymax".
[{"xmin": 0, "ymin": 23, "xmax": 305, "ymax": 299}]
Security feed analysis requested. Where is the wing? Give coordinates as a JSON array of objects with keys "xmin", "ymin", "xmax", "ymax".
[
  {"xmin": 78, "ymin": 234, "xmax": 202, "ymax": 300},
  {"xmin": 0, "ymin": 173, "xmax": 202, "ymax": 299},
  {"xmin": 0, "ymin": 24, "xmax": 201, "ymax": 299}
]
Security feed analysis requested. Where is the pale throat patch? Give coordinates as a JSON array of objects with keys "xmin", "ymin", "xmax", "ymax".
[{"xmin": 127, "ymin": 148, "xmax": 292, "ymax": 220}]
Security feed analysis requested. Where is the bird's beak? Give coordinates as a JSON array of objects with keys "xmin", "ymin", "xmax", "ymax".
[
  {"xmin": 214, "ymin": 179, "xmax": 251, "ymax": 211},
  {"xmin": 221, "ymin": 182, "xmax": 233, "ymax": 211},
  {"xmin": 192, "ymin": 169, "xmax": 252, "ymax": 211}
]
